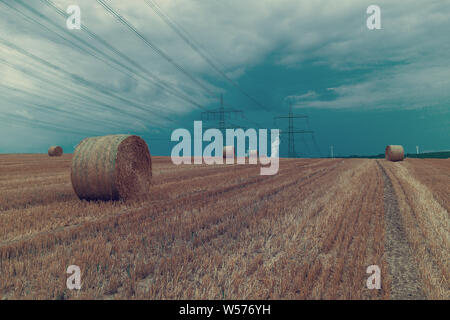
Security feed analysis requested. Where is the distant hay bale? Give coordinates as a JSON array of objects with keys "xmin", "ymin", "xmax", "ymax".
[
  {"xmin": 249, "ymin": 149, "xmax": 258, "ymax": 158},
  {"xmin": 71, "ymin": 134, "xmax": 152, "ymax": 201},
  {"xmin": 249, "ymin": 149, "xmax": 258, "ymax": 163},
  {"xmin": 223, "ymin": 146, "xmax": 235, "ymax": 159},
  {"xmin": 385, "ymin": 145, "xmax": 404, "ymax": 162},
  {"xmin": 48, "ymin": 146, "xmax": 63, "ymax": 157}
]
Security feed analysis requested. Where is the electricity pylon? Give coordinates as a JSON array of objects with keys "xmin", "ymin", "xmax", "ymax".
[
  {"xmin": 273, "ymin": 102, "xmax": 314, "ymax": 158},
  {"xmin": 201, "ymin": 94, "xmax": 244, "ymax": 134}
]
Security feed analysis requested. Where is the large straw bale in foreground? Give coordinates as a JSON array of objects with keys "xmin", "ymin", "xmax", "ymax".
[
  {"xmin": 385, "ymin": 145, "xmax": 404, "ymax": 162},
  {"xmin": 48, "ymin": 146, "xmax": 63, "ymax": 157},
  {"xmin": 71, "ymin": 134, "xmax": 152, "ymax": 201}
]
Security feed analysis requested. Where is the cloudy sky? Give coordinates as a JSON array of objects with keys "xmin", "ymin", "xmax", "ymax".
[{"xmin": 0, "ymin": 0, "xmax": 449, "ymax": 156}]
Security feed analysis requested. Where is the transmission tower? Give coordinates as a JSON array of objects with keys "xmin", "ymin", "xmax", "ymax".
[
  {"xmin": 273, "ymin": 103, "xmax": 314, "ymax": 158},
  {"xmin": 201, "ymin": 94, "xmax": 244, "ymax": 135}
]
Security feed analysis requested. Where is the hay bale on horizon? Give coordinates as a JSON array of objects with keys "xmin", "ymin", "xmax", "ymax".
[
  {"xmin": 48, "ymin": 146, "xmax": 63, "ymax": 157},
  {"xmin": 71, "ymin": 134, "xmax": 152, "ymax": 201},
  {"xmin": 248, "ymin": 149, "xmax": 258, "ymax": 163},
  {"xmin": 385, "ymin": 145, "xmax": 404, "ymax": 162},
  {"xmin": 249, "ymin": 149, "xmax": 258, "ymax": 158},
  {"xmin": 223, "ymin": 146, "xmax": 235, "ymax": 159}
]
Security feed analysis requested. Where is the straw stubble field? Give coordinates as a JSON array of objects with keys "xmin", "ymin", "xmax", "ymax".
[{"xmin": 0, "ymin": 155, "xmax": 448, "ymax": 299}]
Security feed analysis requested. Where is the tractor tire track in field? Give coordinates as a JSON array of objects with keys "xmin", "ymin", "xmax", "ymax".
[{"xmin": 377, "ymin": 161, "xmax": 425, "ymax": 299}]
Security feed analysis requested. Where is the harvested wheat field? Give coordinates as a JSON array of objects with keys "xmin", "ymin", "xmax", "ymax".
[{"xmin": 0, "ymin": 154, "xmax": 448, "ymax": 300}]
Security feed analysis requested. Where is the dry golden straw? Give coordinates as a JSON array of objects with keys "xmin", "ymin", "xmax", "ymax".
[
  {"xmin": 48, "ymin": 146, "xmax": 63, "ymax": 157},
  {"xmin": 71, "ymin": 134, "xmax": 152, "ymax": 201},
  {"xmin": 385, "ymin": 145, "xmax": 404, "ymax": 162}
]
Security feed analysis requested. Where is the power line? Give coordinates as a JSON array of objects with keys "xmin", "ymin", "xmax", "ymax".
[
  {"xmin": 221, "ymin": 102, "xmax": 266, "ymax": 128},
  {"xmin": 0, "ymin": 37, "xmax": 177, "ymax": 125},
  {"xmin": 0, "ymin": 0, "xmax": 167, "ymax": 122},
  {"xmin": 305, "ymin": 117, "xmax": 323, "ymax": 157},
  {"xmin": 39, "ymin": 0, "xmax": 206, "ymax": 111},
  {"xmin": 4, "ymin": 0, "xmax": 138, "ymax": 79},
  {"xmin": 0, "ymin": 57, "xmax": 168, "ymax": 129},
  {"xmin": 96, "ymin": 0, "xmax": 217, "ymax": 98},
  {"xmin": 273, "ymin": 102, "xmax": 316, "ymax": 158},
  {"xmin": 201, "ymin": 94, "xmax": 244, "ymax": 135},
  {"xmin": 0, "ymin": 111, "xmax": 101, "ymax": 137},
  {"xmin": 2, "ymin": 0, "xmax": 205, "ymax": 118},
  {"xmin": 0, "ymin": 82, "xmax": 119, "ymax": 124},
  {"xmin": 143, "ymin": 0, "xmax": 272, "ymax": 112},
  {"xmin": 0, "ymin": 84, "xmax": 125, "ymax": 130}
]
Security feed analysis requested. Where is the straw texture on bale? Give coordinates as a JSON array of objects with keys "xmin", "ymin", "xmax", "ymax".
[
  {"xmin": 385, "ymin": 145, "xmax": 405, "ymax": 162},
  {"xmin": 71, "ymin": 134, "xmax": 152, "ymax": 201},
  {"xmin": 48, "ymin": 146, "xmax": 63, "ymax": 157},
  {"xmin": 223, "ymin": 146, "xmax": 235, "ymax": 159}
]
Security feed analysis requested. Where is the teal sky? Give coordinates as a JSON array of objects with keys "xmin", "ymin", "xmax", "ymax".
[{"xmin": 0, "ymin": 0, "xmax": 449, "ymax": 157}]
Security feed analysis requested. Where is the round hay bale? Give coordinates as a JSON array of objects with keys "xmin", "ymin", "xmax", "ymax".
[
  {"xmin": 385, "ymin": 145, "xmax": 404, "ymax": 162},
  {"xmin": 249, "ymin": 149, "xmax": 258, "ymax": 158},
  {"xmin": 71, "ymin": 134, "xmax": 152, "ymax": 201},
  {"xmin": 248, "ymin": 149, "xmax": 258, "ymax": 164},
  {"xmin": 223, "ymin": 146, "xmax": 235, "ymax": 159},
  {"xmin": 48, "ymin": 146, "xmax": 63, "ymax": 157}
]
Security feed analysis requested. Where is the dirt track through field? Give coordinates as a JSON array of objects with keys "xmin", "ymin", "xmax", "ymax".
[{"xmin": 378, "ymin": 162, "xmax": 425, "ymax": 299}]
